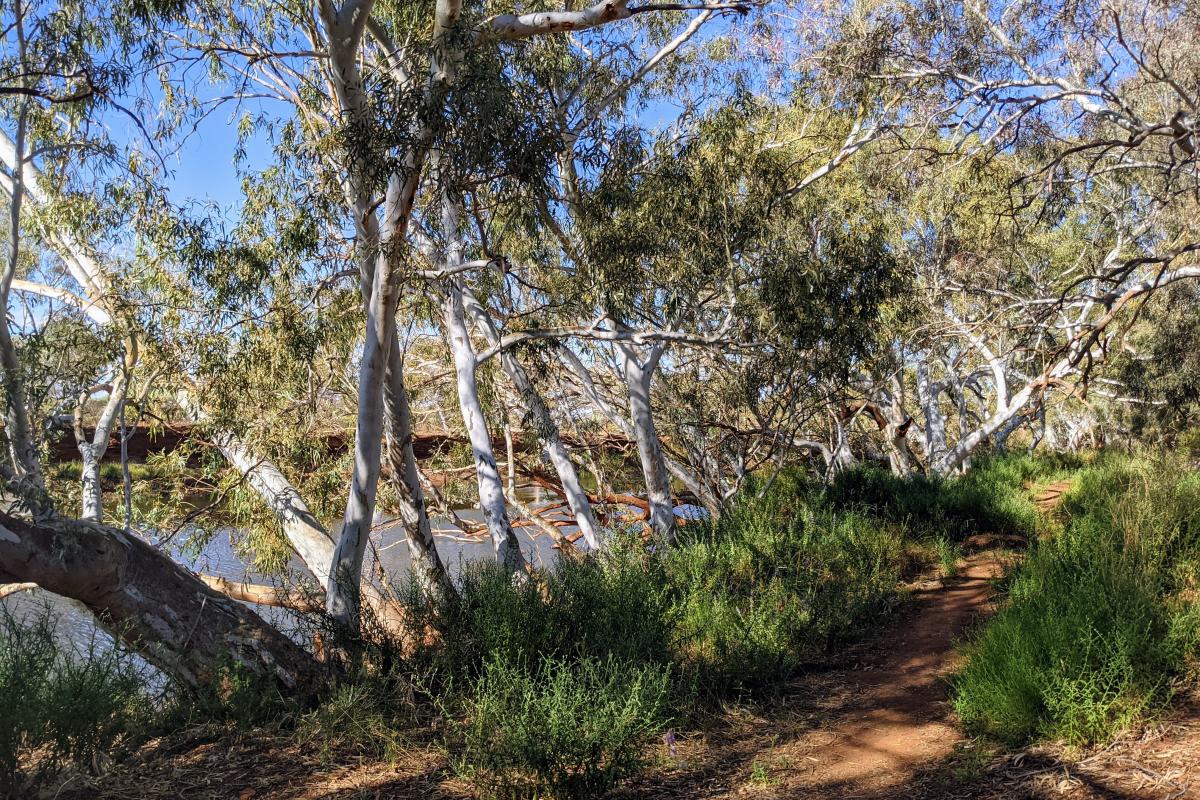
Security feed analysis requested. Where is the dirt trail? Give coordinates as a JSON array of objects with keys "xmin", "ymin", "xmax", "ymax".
[
  {"xmin": 624, "ymin": 543, "xmax": 1008, "ymax": 800},
  {"xmin": 1033, "ymin": 478, "xmax": 1075, "ymax": 514},
  {"xmin": 766, "ymin": 548, "xmax": 1004, "ymax": 797},
  {"xmin": 629, "ymin": 486, "xmax": 1079, "ymax": 799}
]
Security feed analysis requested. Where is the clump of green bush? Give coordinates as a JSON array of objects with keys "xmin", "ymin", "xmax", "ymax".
[
  {"xmin": 666, "ymin": 476, "xmax": 904, "ymax": 693},
  {"xmin": 458, "ymin": 654, "xmax": 671, "ymax": 800},
  {"xmin": 0, "ymin": 603, "xmax": 155, "ymax": 798},
  {"xmin": 954, "ymin": 455, "xmax": 1200, "ymax": 746},
  {"xmin": 417, "ymin": 453, "xmax": 1104, "ymax": 797},
  {"xmin": 405, "ymin": 539, "xmax": 675, "ymax": 686}
]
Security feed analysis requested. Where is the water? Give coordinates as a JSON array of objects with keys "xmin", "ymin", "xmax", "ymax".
[{"xmin": 0, "ymin": 483, "xmax": 582, "ymax": 658}]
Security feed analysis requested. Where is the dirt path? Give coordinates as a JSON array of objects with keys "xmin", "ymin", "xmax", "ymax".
[
  {"xmin": 773, "ymin": 551, "xmax": 1002, "ymax": 796},
  {"xmin": 623, "ymin": 542, "xmax": 1008, "ymax": 799},
  {"xmin": 1033, "ymin": 478, "xmax": 1075, "ymax": 514},
  {"xmin": 751, "ymin": 546, "xmax": 1004, "ymax": 797}
]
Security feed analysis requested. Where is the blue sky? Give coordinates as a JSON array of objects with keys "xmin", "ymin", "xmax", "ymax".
[{"xmin": 157, "ymin": 104, "xmax": 273, "ymax": 211}]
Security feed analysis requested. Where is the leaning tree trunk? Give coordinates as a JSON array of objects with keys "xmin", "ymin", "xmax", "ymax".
[
  {"xmin": 0, "ymin": 511, "xmax": 321, "ymax": 699},
  {"xmin": 460, "ymin": 288, "xmax": 603, "ymax": 549},
  {"xmin": 442, "ymin": 278, "xmax": 525, "ymax": 573},
  {"xmin": 383, "ymin": 335, "xmax": 453, "ymax": 598}
]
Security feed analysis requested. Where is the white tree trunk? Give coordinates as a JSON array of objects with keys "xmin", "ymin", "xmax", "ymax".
[
  {"xmin": 460, "ymin": 288, "xmax": 603, "ymax": 549},
  {"xmin": 916, "ymin": 359, "xmax": 948, "ymax": 466},
  {"xmin": 74, "ymin": 357, "xmax": 131, "ymax": 522},
  {"xmin": 319, "ymin": 0, "xmax": 437, "ymax": 627},
  {"xmin": 879, "ymin": 379, "xmax": 917, "ymax": 477},
  {"xmin": 829, "ymin": 415, "xmax": 857, "ymax": 477},
  {"xmin": 383, "ymin": 336, "xmax": 452, "ymax": 598},
  {"xmin": 196, "ymin": 396, "xmax": 419, "ymax": 628},
  {"xmin": 558, "ymin": 343, "xmax": 710, "ymax": 527},
  {"xmin": 502, "ymin": 407, "xmax": 516, "ymax": 496},
  {"xmin": 79, "ymin": 450, "xmax": 103, "ymax": 520},
  {"xmin": 172, "ymin": 406, "xmax": 339, "ymax": 609},
  {"xmin": 443, "ymin": 280, "xmax": 525, "ymax": 572},
  {"xmin": 1028, "ymin": 405, "xmax": 1047, "ymax": 454},
  {"xmin": 214, "ymin": 431, "xmax": 337, "ymax": 589},
  {"xmin": 615, "ymin": 341, "xmax": 675, "ymax": 542},
  {"xmin": 330, "ymin": 284, "xmax": 395, "ymax": 624},
  {"xmin": 935, "ymin": 379, "xmax": 1050, "ymax": 474}
]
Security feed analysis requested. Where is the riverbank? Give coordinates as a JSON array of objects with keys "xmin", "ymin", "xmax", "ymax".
[{"xmin": 7, "ymin": 453, "xmax": 1200, "ymax": 800}]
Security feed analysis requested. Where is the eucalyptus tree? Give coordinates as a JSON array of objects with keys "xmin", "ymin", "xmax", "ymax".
[
  {"xmin": 167, "ymin": 0, "xmax": 759, "ymax": 624},
  {"xmin": 0, "ymin": 0, "xmax": 324, "ymax": 697},
  {"xmin": 1111, "ymin": 283, "xmax": 1200, "ymax": 441},
  {"xmin": 0, "ymin": 0, "xmax": 205, "ymax": 521},
  {"xmin": 429, "ymin": 1, "xmax": 931, "ymax": 533},
  {"xmin": 400, "ymin": 13, "xmax": 757, "ymax": 544},
  {"xmin": 870, "ymin": 0, "xmax": 1200, "ymax": 471}
]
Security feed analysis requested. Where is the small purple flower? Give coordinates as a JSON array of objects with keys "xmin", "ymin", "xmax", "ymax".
[{"xmin": 663, "ymin": 728, "xmax": 678, "ymax": 758}]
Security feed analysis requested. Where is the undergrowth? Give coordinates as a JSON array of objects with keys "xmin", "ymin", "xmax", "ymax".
[
  {"xmin": 955, "ymin": 454, "xmax": 1200, "ymax": 746},
  {"xmin": 0, "ymin": 603, "xmax": 156, "ymax": 798},
  {"xmin": 10, "ymin": 452, "xmax": 1081, "ymax": 799},
  {"xmin": 457, "ymin": 654, "xmax": 671, "ymax": 800},
  {"xmin": 390, "ymin": 454, "xmax": 1054, "ymax": 797}
]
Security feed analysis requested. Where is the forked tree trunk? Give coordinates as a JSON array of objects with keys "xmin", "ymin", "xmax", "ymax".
[
  {"xmin": 916, "ymin": 359, "xmax": 948, "ymax": 467},
  {"xmin": 0, "ymin": 511, "xmax": 321, "ymax": 698},
  {"xmin": 461, "ymin": 288, "xmax": 603, "ymax": 549},
  {"xmin": 828, "ymin": 414, "xmax": 857, "ymax": 477},
  {"xmin": 74, "ymin": 360, "xmax": 131, "ymax": 522},
  {"xmin": 383, "ymin": 336, "xmax": 453, "ymax": 598},
  {"xmin": 615, "ymin": 341, "xmax": 675, "ymax": 542},
  {"xmin": 558, "ymin": 343, "xmax": 703, "ymax": 533}
]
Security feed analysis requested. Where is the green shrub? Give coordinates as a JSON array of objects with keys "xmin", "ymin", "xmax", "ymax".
[
  {"xmin": 0, "ymin": 603, "xmax": 154, "ymax": 797},
  {"xmin": 459, "ymin": 654, "xmax": 671, "ymax": 800},
  {"xmin": 404, "ymin": 469, "xmax": 921, "ymax": 703},
  {"xmin": 161, "ymin": 657, "xmax": 298, "ymax": 729},
  {"xmin": 404, "ymin": 539, "xmax": 674, "ymax": 688},
  {"xmin": 954, "ymin": 455, "xmax": 1200, "ymax": 745},
  {"xmin": 666, "ymin": 482, "xmax": 904, "ymax": 694}
]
